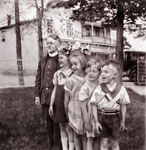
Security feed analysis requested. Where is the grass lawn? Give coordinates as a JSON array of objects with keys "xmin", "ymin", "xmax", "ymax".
[{"xmin": 0, "ymin": 87, "xmax": 145, "ymax": 150}]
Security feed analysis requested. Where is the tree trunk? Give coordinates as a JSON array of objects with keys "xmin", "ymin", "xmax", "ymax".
[
  {"xmin": 15, "ymin": 0, "xmax": 24, "ymax": 86},
  {"xmin": 38, "ymin": 12, "xmax": 43, "ymax": 58},
  {"xmin": 116, "ymin": 1, "xmax": 124, "ymax": 83},
  {"xmin": 35, "ymin": 0, "xmax": 44, "ymax": 59}
]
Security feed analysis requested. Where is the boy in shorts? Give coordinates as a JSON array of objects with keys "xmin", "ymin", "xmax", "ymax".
[{"xmin": 90, "ymin": 59, "xmax": 130, "ymax": 150}]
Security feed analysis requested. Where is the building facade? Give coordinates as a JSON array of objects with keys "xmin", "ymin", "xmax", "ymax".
[
  {"xmin": 0, "ymin": 6, "xmax": 116, "ymax": 86},
  {"xmin": 43, "ymin": 6, "xmax": 116, "ymax": 60},
  {"xmin": 0, "ymin": 20, "xmax": 38, "ymax": 72}
]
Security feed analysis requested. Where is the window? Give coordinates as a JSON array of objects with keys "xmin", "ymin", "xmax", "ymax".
[
  {"xmin": 1, "ymin": 30, "xmax": 6, "ymax": 42},
  {"xmin": 47, "ymin": 19, "xmax": 53, "ymax": 34},
  {"xmin": 86, "ymin": 27, "xmax": 91, "ymax": 36},
  {"xmin": 82, "ymin": 26, "xmax": 91, "ymax": 37},
  {"xmin": 95, "ymin": 27, "xmax": 100, "ymax": 37},
  {"xmin": 66, "ymin": 22, "xmax": 73, "ymax": 37},
  {"xmin": 106, "ymin": 28, "xmax": 110, "ymax": 38},
  {"xmin": 99, "ymin": 28, "xmax": 104, "ymax": 37},
  {"xmin": 94, "ymin": 27, "xmax": 104, "ymax": 37}
]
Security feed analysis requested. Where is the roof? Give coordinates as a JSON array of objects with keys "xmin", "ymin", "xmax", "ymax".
[
  {"xmin": 124, "ymin": 47, "xmax": 146, "ymax": 53},
  {"xmin": 84, "ymin": 21, "xmax": 102, "ymax": 27},
  {"xmin": 46, "ymin": 0, "xmax": 65, "ymax": 8},
  {"xmin": 0, "ymin": 19, "xmax": 37, "ymax": 30}
]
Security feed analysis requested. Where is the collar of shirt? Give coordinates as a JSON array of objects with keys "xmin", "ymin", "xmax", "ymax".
[
  {"xmin": 58, "ymin": 68, "xmax": 72, "ymax": 78},
  {"xmin": 48, "ymin": 51, "xmax": 58, "ymax": 57},
  {"xmin": 106, "ymin": 82, "xmax": 117, "ymax": 92}
]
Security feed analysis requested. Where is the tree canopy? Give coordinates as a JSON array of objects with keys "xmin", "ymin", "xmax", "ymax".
[
  {"xmin": 54, "ymin": 0, "xmax": 146, "ymax": 80},
  {"xmin": 55, "ymin": 0, "xmax": 146, "ymax": 27}
]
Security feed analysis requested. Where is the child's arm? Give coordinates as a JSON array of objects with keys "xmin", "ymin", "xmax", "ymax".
[
  {"xmin": 49, "ymin": 85, "xmax": 57, "ymax": 116},
  {"xmin": 119, "ymin": 86, "xmax": 130, "ymax": 131},
  {"xmin": 64, "ymin": 90, "xmax": 70, "ymax": 121},
  {"xmin": 120, "ymin": 104, "xmax": 127, "ymax": 131},
  {"xmin": 80, "ymin": 101, "xmax": 91, "ymax": 131},
  {"xmin": 92, "ymin": 104, "xmax": 102, "ymax": 134}
]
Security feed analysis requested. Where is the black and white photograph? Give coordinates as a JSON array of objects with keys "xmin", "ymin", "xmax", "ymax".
[{"xmin": 0, "ymin": 0, "xmax": 145, "ymax": 150}]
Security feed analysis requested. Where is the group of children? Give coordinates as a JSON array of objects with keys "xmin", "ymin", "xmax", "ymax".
[{"xmin": 48, "ymin": 42, "xmax": 130, "ymax": 150}]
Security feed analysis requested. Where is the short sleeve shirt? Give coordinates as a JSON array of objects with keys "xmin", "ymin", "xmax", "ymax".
[
  {"xmin": 90, "ymin": 85, "xmax": 130, "ymax": 112},
  {"xmin": 79, "ymin": 80, "xmax": 98, "ymax": 102}
]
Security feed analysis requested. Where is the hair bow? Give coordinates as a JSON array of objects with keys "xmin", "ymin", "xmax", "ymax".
[
  {"xmin": 81, "ymin": 44, "xmax": 92, "ymax": 56},
  {"xmin": 59, "ymin": 46, "xmax": 71, "ymax": 57}
]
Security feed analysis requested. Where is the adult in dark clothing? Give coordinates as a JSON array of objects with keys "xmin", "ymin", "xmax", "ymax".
[{"xmin": 35, "ymin": 34, "xmax": 62, "ymax": 150}]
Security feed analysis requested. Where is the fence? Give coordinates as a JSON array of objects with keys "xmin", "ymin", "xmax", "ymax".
[{"xmin": 0, "ymin": 59, "xmax": 38, "ymax": 88}]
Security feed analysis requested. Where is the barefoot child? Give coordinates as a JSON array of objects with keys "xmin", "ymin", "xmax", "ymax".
[
  {"xmin": 90, "ymin": 59, "xmax": 130, "ymax": 150},
  {"xmin": 49, "ymin": 48, "xmax": 72, "ymax": 150},
  {"xmin": 79, "ymin": 58, "xmax": 101, "ymax": 150},
  {"xmin": 64, "ymin": 50, "xmax": 87, "ymax": 150}
]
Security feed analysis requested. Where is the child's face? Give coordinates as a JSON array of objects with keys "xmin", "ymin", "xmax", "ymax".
[
  {"xmin": 70, "ymin": 57, "xmax": 82, "ymax": 75},
  {"xmin": 58, "ymin": 54, "xmax": 68, "ymax": 68},
  {"xmin": 86, "ymin": 65, "xmax": 100, "ymax": 82},
  {"xmin": 46, "ymin": 37, "xmax": 60, "ymax": 53},
  {"xmin": 101, "ymin": 64, "xmax": 117, "ymax": 84}
]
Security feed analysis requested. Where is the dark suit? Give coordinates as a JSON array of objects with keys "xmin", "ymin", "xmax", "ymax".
[{"xmin": 35, "ymin": 54, "xmax": 62, "ymax": 150}]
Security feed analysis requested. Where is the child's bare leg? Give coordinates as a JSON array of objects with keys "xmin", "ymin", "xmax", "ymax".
[
  {"xmin": 74, "ymin": 132, "xmax": 82, "ymax": 150},
  {"xmin": 66, "ymin": 125, "xmax": 74, "ymax": 150},
  {"xmin": 110, "ymin": 139, "xmax": 119, "ymax": 150},
  {"xmin": 94, "ymin": 137, "xmax": 100, "ymax": 150},
  {"xmin": 60, "ymin": 123, "xmax": 68, "ymax": 150},
  {"xmin": 87, "ymin": 137, "xmax": 93, "ymax": 150},
  {"xmin": 82, "ymin": 135, "xmax": 87, "ymax": 150},
  {"xmin": 100, "ymin": 138, "xmax": 108, "ymax": 150}
]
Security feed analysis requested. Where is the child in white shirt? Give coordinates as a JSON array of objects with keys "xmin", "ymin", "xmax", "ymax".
[{"xmin": 90, "ymin": 59, "xmax": 130, "ymax": 150}]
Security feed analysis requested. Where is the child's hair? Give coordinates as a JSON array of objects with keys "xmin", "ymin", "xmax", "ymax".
[
  {"xmin": 48, "ymin": 33, "xmax": 61, "ymax": 44},
  {"xmin": 102, "ymin": 59, "xmax": 120, "ymax": 72},
  {"xmin": 86, "ymin": 58, "xmax": 101, "ymax": 72}
]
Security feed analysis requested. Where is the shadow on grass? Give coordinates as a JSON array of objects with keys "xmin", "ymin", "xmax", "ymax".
[
  {"xmin": 0, "ymin": 87, "xmax": 49, "ymax": 150},
  {"xmin": 0, "ymin": 87, "xmax": 145, "ymax": 150}
]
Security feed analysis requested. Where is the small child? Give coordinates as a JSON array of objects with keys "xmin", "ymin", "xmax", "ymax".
[
  {"xmin": 79, "ymin": 58, "xmax": 101, "ymax": 150},
  {"xmin": 64, "ymin": 51, "xmax": 87, "ymax": 150},
  {"xmin": 90, "ymin": 59, "xmax": 130, "ymax": 150},
  {"xmin": 49, "ymin": 48, "xmax": 72, "ymax": 150}
]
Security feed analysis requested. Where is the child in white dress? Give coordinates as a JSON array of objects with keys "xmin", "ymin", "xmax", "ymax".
[{"xmin": 64, "ymin": 51, "xmax": 87, "ymax": 150}]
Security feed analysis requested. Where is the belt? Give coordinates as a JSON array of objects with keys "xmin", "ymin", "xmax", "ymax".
[{"xmin": 98, "ymin": 110, "xmax": 120, "ymax": 115}]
